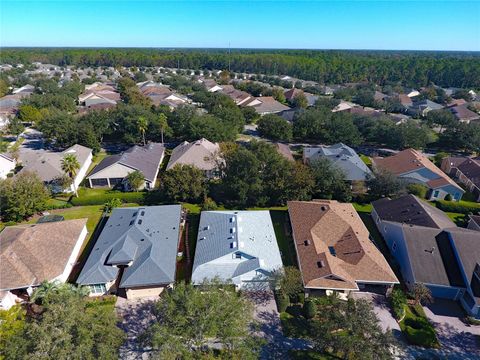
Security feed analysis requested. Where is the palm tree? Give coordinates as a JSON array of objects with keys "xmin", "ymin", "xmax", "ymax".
[
  {"xmin": 61, "ymin": 153, "xmax": 81, "ymax": 197},
  {"xmin": 137, "ymin": 116, "xmax": 149, "ymax": 146},
  {"xmin": 158, "ymin": 113, "xmax": 168, "ymax": 144},
  {"xmin": 31, "ymin": 280, "xmax": 61, "ymax": 304}
]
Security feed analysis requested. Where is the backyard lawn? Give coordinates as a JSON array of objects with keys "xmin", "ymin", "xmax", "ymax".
[{"xmin": 270, "ymin": 210, "xmax": 297, "ymax": 267}]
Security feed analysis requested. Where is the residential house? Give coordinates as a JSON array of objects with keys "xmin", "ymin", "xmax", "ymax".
[
  {"xmin": 398, "ymin": 94, "xmax": 413, "ymax": 108},
  {"xmin": 447, "ymin": 99, "xmax": 467, "ymax": 108},
  {"xmin": 0, "ymin": 93, "xmax": 30, "ymax": 128},
  {"xmin": 200, "ymin": 79, "xmax": 223, "ymax": 93},
  {"xmin": 0, "ymin": 219, "xmax": 88, "ymax": 309},
  {"xmin": 191, "ymin": 210, "xmax": 283, "ymax": 289},
  {"xmin": 468, "ymin": 215, "xmax": 480, "ymax": 231},
  {"xmin": 12, "ymin": 84, "xmax": 35, "ymax": 95},
  {"xmin": 284, "ymin": 88, "xmax": 318, "ymax": 106},
  {"xmin": 166, "ymin": 138, "xmax": 220, "ymax": 178},
  {"xmin": 407, "ymin": 99, "xmax": 444, "ymax": 117},
  {"xmin": 77, "ymin": 205, "xmax": 182, "ymax": 299},
  {"xmin": 140, "ymin": 83, "xmax": 188, "ymax": 108},
  {"xmin": 275, "ymin": 143, "xmax": 294, "ymax": 162},
  {"xmin": 332, "ymin": 100, "xmax": 358, "ymax": 112},
  {"xmin": 373, "ymin": 91, "xmax": 387, "ymax": 102},
  {"xmin": 372, "ymin": 148, "xmax": 464, "ymax": 201},
  {"xmin": 244, "ymin": 96, "xmax": 291, "ymax": 115},
  {"xmin": 220, "ymin": 85, "xmax": 252, "ymax": 106},
  {"xmin": 450, "ymin": 105, "xmax": 480, "ymax": 123},
  {"xmin": 87, "ymin": 142, "xmax": 164, "ymax": 190},
  {"xmin": 303, "ymin": 143, "xmax": 372, "ymax": 182},
  {"xmin": 288, "ymin": 200, "xmax": 398, "ymax": 298},
  {"xmin": 441, "ymin": 156, "xmax": 480, "ymax": 201},
  {"xmin": 372, "ymin": 195, "xmax": 480, "ymax": 318},
  {"xmin": 18, "ymin": 144, "xmax": 92, "ymax": 193},
  {"xmin": 0, "ymin": 153, "xmax": 16, "ymax": 179},
  {"xmin": 78, "ymin": 83, "xmax": 120, "ymax": 110}
]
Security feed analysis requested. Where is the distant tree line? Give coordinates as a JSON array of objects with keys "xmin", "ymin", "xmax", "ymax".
[{"xmin": 2, "ymin": 48, "xmax": 479, "ymax": 88}]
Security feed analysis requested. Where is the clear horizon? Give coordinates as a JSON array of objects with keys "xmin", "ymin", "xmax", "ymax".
[{"xmin": 1, "ymin": 1, "xmax": 479, "ymax": 51}]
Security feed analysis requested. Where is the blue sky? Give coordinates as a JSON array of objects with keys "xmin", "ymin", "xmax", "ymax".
[{"xmin": 1, "ymin": 1, "xmax": 479, "ymax": 51}]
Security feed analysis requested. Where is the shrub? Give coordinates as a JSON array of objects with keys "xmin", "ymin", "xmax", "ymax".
[
  {"xmin": 404, "ymin": 323, "xmax": 437, "ymax": 348},
  {"xmin": 444, "ymin": 194, "xmax": 452, "ymax": 201},
  {"xmin": 407, "ymin": 183, "xmax": 428, "ymax": 199},
  {"xmin": 435, "ymin": 200, "xmax": 480, "ymax": 215},
  {"xmin": 303, "ymin": 300, "xmax": 317, "ymax": 319},
  {"xmin": 297, "ymin": 292, "xmax": 305, "ymax": 305},
  {"xmin": 276, "ymin": 292, "xmax": 290, "ymax": 313},
  {"xmin": 464, "ymin": 316, "xmax": 480, "ymax": 326},
  {"xmin": 390, "ymin": 288, "xmax": 407, "ymax": 320}
]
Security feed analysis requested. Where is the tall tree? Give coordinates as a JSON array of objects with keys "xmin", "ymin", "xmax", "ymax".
[
  {"xmin": 125, "ymin": 170, "xmax": 145, "ymax": 191},
  {"xmin": 137, "ymin": 116, "xmax": 149, "ymax": 146},
  {"xmin": 61, "ymin": 153, "xmax": 80, "ymax": 196}
]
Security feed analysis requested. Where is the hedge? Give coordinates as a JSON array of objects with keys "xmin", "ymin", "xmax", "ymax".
[
  {"xmin": 71, "ymin": 192, "xmax": 146, "ymax": 206},
  {"xmin": 435, "ymin": 200, "xmax": 480, "ymax": 215},
  {"xmin": 303, "ymin": 300, "xmax": 316, "ymax": 319}
]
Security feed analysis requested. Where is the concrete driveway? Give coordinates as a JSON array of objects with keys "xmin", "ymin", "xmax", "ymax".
[{"xmin": 422, "ymin": 299, "xmax": 480, "ymax": 359}]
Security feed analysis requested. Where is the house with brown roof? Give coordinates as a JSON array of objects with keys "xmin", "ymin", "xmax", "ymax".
[
  {"xmin": 441, "ymin": 156, "xmax": 480, "ymax": 201},
  {"xmin": 243, "ymin": 96, "xmax": 290, "ymax": 115},
  {"xmin": 288, "ymin": 200, "xmax": 398, "ymax": 297},
  {"xmin": 0, "ymin": 219, "xmax": 88, "ymax": 309},
  {"xmin": 372, "ymin": 148, "xmax": 464, "ymax": 201},
  {"xmin": 450, "ymin": 104, "xmax": 480, "ymax": 123}
]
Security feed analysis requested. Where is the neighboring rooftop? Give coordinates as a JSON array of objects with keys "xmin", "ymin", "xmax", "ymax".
[
  {"xmin": 19, "ymin": 144, "xmax": 92, "ymax": 183},
  {"xmin": 0, "ymin": 219, "xmax": 88, "ymax": 291},
  {"xmin": 373, "ymin": 148, "xmax": 462, "ymax": 190},
  {"xmin": 76, "ymin": 205, "xmax": 182, "ymax": 288},
  {"xmin": 288, "ymin": 200, "xmax": 398, "ymax": 290},
  {"xmin": 303, "ymin": 143, "xmax": 372, "ymax": 181},
  {"xmin": 372, "ymin": 194, "xmax": 455, "ymax": 229},
  {"xmin": 88, "ymin": 142, "xmax": 165, "ymax": 183},
  {"xmin": 191, "ymin": 210, "xmax": 283, "ymax": 284},
  {"xmin": 166, "ymin": 138, "xmax": 220, "ymax": 171}
]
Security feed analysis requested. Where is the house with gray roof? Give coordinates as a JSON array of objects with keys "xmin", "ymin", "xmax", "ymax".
[
  {"xmin": 372, "ymin": 195, "xmax": 480, "ymax": 318},
  {"xmin": 407, "ymin": 99, "xmax": 444, "ymax": 117},
  {"xmin": 303, "ymin": 143, "xmax": 372, "ymax": 182},
  {"xmin": 166, "ymin": 138, "xmax": 220, "ymax": 178},
  {"xmin": 87, "ymin": 142, "xmax": 164, "ymax": 190},
  {"xmin": 191, "ymin": 211, "xmax": 283, "ymax": 290},
  {"xmin": 76, "ymin": 205, "xmax": 183, "ymax": 299},
  {"xmin": 18, "ymin": 144, "xmax": 92, "ymax": 193}
]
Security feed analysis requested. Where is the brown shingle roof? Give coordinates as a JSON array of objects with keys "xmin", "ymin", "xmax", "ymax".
[
  {"xmin": 372, "ymin": 148, "xmax": 461, "ymax": 190},
  {"xmin": 288, "ymin": 200, "xmax": 398, "ymax": 290},
  {"xmin": 0, "ymin": 219, "xmax": 87, "ymax": 291}
]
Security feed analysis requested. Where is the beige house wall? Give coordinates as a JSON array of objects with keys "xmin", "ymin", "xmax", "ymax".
[{"xmin": 125, "ymin": 286, "xmax": 166, "ymax": 299}]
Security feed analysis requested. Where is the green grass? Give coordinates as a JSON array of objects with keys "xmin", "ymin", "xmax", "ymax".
[
  {"xmin": 71, "ymin": 187, "xmax": 146, "ymax": 206},
  {"xmin": 352, "ymin": 202, "xmax": 372, "ymax": 213},
  {"xmin": 399, "ymin": 304, "xmax": 440, "ymax": 348},
  {"xmin": 359, "ymin": 154, "xmax": 372, "ymax": 167},
  {"xmin": 446, "ymin": 212, "xmax": 469, "ymax": 227},
  {"xmin": 270, "ymin": 210, "xmax": 297, "ymax": 267}
]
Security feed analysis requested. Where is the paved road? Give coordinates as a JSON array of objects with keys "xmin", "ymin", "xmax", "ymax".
[{"xmin": 246, "ymin": 291, "xmax": 312, "ymax": 360}]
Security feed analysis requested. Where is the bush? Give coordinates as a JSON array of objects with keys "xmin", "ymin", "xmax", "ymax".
[
  {"xmin": 303, "ymin": 300, "xmax": 316, "ymax": 319},
  {"xmin": 276, "ymin": 291, "xmax": 290, "ymax": 313},
  {"xmin": 390, "ymin": 288, "xmax": 407, "ymax": 320},
  {"xmin": 404, "ymin": 323, "xmax": 437, "ymax": 348},
  {"xmin": 435, "ymin": 200, "xmax": 480, "ymax": 215},
  {"xmin": 444, "ymin": 194, "xmax": 452, "ymax": 201},
  {"xmin": 71, "ymin": 191, "xmax": 146, "ymax": 206},
  {"xmin": 297, "ymin": 292, "xmax": 305, "ymax": 305},
  {"xmin": 407, "ymin": 183, "xmax": 428, "ymax": 199},
  {"xmin": 464, "ymin": 316, "xmax": 480, "ymax": 326}
]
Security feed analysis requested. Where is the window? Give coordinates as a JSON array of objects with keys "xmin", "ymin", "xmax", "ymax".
[
  {"xmin": 235, "ymin": 253, "xmax": 242, "ymax": 259},
  {"xmin": 433, "ymin": 190, "xmax": 440, "ymax": 198},
  {"xmin": 328, "ymin": 246, "xmax": 336, "ymax": 256},
  {"xmin": 89, "ymin": 284, "xmax": 106, "ymax": 295}
]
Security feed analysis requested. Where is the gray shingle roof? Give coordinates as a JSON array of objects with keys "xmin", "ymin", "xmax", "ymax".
[
  {"xmin": 76, "ymin": 205, "xmax": 182, "ymax": 288},
  {"xmin": 372, "ymin": 194, "xmax": 455, "ymax": 229},
  {"xmin": 304, "ymin": 143, "xmax": 372, "ymax": 181},
  {"xmin": 191, "ymin": 211, "xmax": 283, "ymax": 285},
  {"xmin": 88, "ymin": 143, "xmax": 165, "ymax": 183}
]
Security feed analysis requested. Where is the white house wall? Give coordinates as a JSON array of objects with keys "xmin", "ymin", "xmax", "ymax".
[
  {"xmin": 88, "ymin": 162, "xmax": 135, "ymax": 180},
  {"xmin": 53, "ymin": 225, "xmax": 88, "ymax": 284},
  {"xmin": 72, "ymin": 152, "xmax": 92, "ymax": 191}
]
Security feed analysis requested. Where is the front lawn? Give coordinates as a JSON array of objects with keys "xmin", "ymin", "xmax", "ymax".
[{"xmin": 399, "ymin": 304, "xmax": 440, "ymax": 348}]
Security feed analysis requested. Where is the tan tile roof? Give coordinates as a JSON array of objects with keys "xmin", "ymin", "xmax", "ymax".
[
  {"xmin": 288, "ymin": 200, "xmax": 398, "ymax": 290},
  {"xmin": 372, "ymin": 148, "xmax": 462, "ymax": 190},
  {"xmin": 0, "ymin": 219, "xmax": 87, "ymax": 291}
]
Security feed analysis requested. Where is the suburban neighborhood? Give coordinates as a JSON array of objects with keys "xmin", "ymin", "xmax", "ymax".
[{"xmin": 0, "ymin": 7, "xmax": 480, "ymax": 357}]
